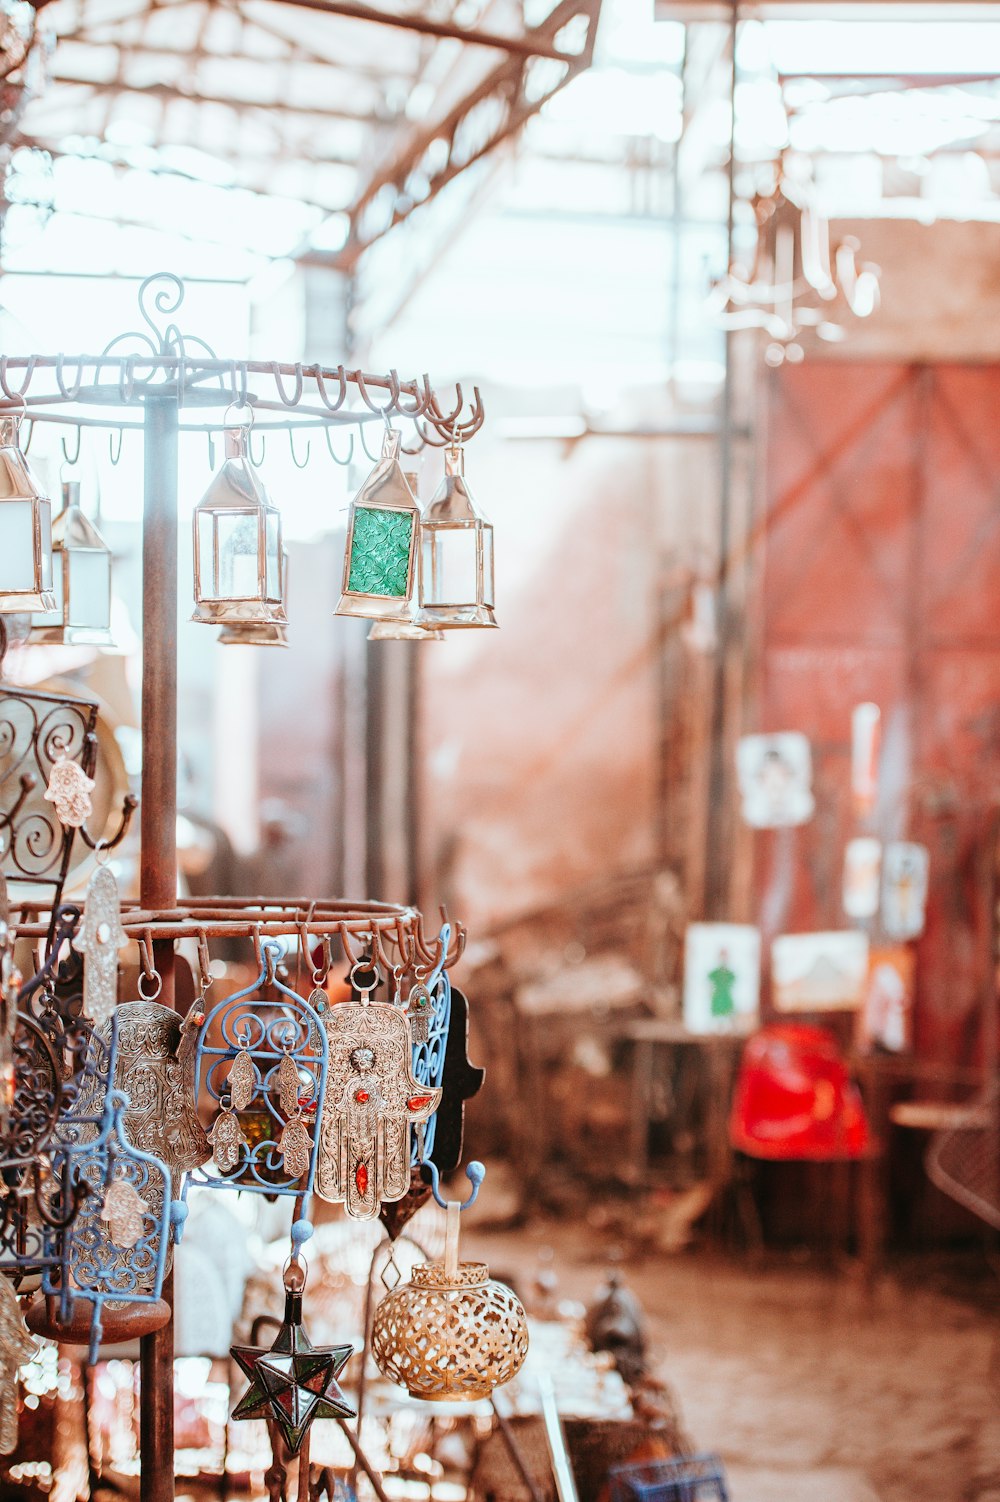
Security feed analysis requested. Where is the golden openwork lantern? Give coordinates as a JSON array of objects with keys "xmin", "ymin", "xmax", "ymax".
[
  {"xmin": 0, "ymin": 411, "xmax": 55, "ymax": 613},
  {"xmin": 371, "ymin": 1185, "xmax": 528, "ymax": 1402},
  {"xmin": 192, "ymin": 425, "xmax": 284, "ymax": 626}
]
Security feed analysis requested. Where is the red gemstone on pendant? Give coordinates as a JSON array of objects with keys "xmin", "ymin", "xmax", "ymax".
[
  {"xmin": 355, "ymin": 1163, "xmax": 369, "ymax": 1195},
  {"xmin": 407, "ymin": 1095, "xmax": 432, "ymax": 1111},
  {"xmin": 355, "ymin": 1089, "xmax": 370, "ymax": 1103}
]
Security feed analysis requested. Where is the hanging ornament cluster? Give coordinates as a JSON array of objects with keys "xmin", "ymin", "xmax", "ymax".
[{"xmin": 710, "ymin": 160, "xmax": 880, "ymax": 366}]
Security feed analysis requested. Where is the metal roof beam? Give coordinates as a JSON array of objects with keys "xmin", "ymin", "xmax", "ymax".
[
  {"xmin": 48, "ymin": 70, "xmax": 385, "ymax": 125},
  {"xmin": 265, "ymin": 0, "xmax": 580, "ymax": 61}
]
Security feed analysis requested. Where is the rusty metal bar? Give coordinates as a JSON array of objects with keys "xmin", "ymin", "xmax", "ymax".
[
  {"xmin": 266, "ymin": 0, "xmax": 577, "ymax": 61},
  {"xmin": 139, "ymin": 390, "xmax": 179, "ymax": 1502}
]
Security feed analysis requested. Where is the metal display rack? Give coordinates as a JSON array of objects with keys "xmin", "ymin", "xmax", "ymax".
[{"xmin": 0, "ymin": 272, "xmax": 478, "ymax": 1502}]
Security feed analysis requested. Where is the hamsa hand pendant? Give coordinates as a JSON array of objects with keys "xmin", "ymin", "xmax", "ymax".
[
  {"xmin": 110, "ymin": 1001, "xmax": 212, "ymax": 1177},
  {"xmin": 77, "ymin": 864, "xmax": 128, "ymax": 1027},
  {"xmin": 43, "ymin": 753, "xmax": 95, "ymax": 828},
  {"xmin": 100, "ymin": 1178, "xmax": 150, "ymax": 1249},
  {"xmin": 316, "ymin": 1002, "xmax": 441, "ymax": 1219},
  {"xmin": 0, "ymin": 1274, "xmax": 37, "ymax": 1455},
  {"xmin": 208, "ymin": 1106, "xmax": 247, "ymax": 1172}
]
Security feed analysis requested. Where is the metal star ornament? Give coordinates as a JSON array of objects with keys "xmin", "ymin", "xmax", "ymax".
[{"xmin": 230, "ymin": 1271, "xmax": 355, "ymax": 1456}]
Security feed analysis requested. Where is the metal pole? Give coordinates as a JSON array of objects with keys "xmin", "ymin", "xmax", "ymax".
[
  {"xmin": 705, "ymin": 1, "xmax": 739, "ymax": 920},
  {"xmin": 139, "ymin": 389, "xmax": 179, "ymax": 1502}
]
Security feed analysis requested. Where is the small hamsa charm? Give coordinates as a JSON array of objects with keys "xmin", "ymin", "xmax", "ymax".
[
  {"xmin": 208, "ymin": 1105, "xmax": 248, "ymax": 1173},
  {"xmin": 100, "ymin": 1178, "xmax": 150, "ymax": 1249},
  {"xmin": 0, "ymin": 1274, "xmax": 37, "ymax": 1456},
  {"xmin": 279, "ymin": 1111, "xmax": 311, "ymax": 1180},
  {"xmin": 77, "ymin": 864, "xmax": 128, "ymax": 1027},
  {"xmin": 227, "ymin": 1043, "xmax": 256, "ymax": 1112},
  {"xmin": 277, "ymin": 1049, "xmax": 301, "ymax": 1116},
  {"xmin": 406, "ymin": 982, "xmax": 434, "ymax": 1044},
  {"xmin": 43, "ymin": 752, "xmax": 96, "ymax": 828}
]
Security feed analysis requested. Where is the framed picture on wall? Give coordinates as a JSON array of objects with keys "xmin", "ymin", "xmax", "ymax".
[
  {"xmin": 737, "ymin": 731, "xmax": 815, "ymax": 829},
  {"xmin": 772, "ymin": 930, "xmax": 870, "ymax": 1012},
  {"xmin": 857, "ymin": 946, "xmax": 915, "ymax": 1053},
  {"xmin": 683, "ymin": 923, "xmax": 761, "ymax": 1034}
]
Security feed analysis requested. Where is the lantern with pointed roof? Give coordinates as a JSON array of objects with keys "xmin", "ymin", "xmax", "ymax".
[
  {"xmin": 415, "ymin": 444, "xmax": 496, "ymax": 630},
  {"xmin": 30, "ymin": 482, "xmax": 114, "ymax": 646},
  {"xmin": 192, "ymin": 425, "xmax": 283, "ymax": 626},
  {"xmin": 336, "ymin": 428, "xmax": 419, "ymax": 622},
  {"xmin": 0, "ymin": 412, "xmax": 55, "ymax": 614}
]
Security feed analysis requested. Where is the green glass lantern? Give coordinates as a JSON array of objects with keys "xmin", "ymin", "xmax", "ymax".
[
  {"xmin": 30, "ymin": 481, "xmax": 115, "ymax": 646},
  {"xmin": 192, "ymin": 426, "xmax": 284, "ymax": 626},
  {"xmin": 336, "ymin": 429, "xmax": 419, "ymax": 622},
  {"xmin": 415, "ymin": 444, "xmax": 496, "ymax": 630},
  {"xmin": 0, "ymin": 413, "xmax": 55, "ymax": 614}
]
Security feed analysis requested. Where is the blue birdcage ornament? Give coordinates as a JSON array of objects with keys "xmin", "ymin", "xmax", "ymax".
[
  {"xmin": 179, "ymin": 940, "xmax": 328, "ymax": 1249},
  {"xmin": 18, "ymin": 1009, "xmax": 177, "ymax": 1364}
]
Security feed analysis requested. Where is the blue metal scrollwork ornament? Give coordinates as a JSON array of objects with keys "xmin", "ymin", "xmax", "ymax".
[
  {"xmin": 179, "ymin": 941, "xmax": 328, "ymax": 1246},
  {"xmin": 407, "ymin": 924, "xmax": 453, "ymax": 1166}
]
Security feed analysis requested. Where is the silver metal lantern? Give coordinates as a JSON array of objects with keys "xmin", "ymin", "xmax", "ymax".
[
  {"xmin": 415, "ymin": 444, "xmax": 496, "ymax": 630},
  {"xmin": 30, "ymin": 482, "xmax": 114, "ymax": 646},
  {"xmin": 336, "ymin": 428, "xmax": 419, "ymax": 622},
  {"xmin": 218, "ymin": 548, "xmax": 289, "ymax": 647},
  {"xmin": 192, "ymin": 426, "xmax": 284, "ymax": 626},
  {"xmin": 0, "ymin": 413, "xmax": 55, "ymax": 613}
]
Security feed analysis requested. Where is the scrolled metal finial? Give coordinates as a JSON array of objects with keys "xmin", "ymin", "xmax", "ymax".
[
  {"xmin": 137, "ymin": 272, "xmax": 187, "ymax": 357},
  {"xmin": 421, "ymin": 1158, "xmax": 485, "ymax": 1211}
]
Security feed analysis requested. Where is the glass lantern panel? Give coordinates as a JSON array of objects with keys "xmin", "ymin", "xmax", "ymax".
[
  {"xmin": 67, "ymin": 550, "xmax": 111, "ymax": 630},
  {"xmin": 347, "ymin": 506, "xmax": 414, "ymax": 598},
  {"xmin": 481, "ymin": 525, "xmax": 495, "ymax": 608},
  {"xmin": 38, "ymin": 500, "xmax": 53, "ymax": 592},
  {"xmin": 216, "ymin": 511, "xmax": 260, "ymax": 599},
  {"xmin": 265, "ymin": 511, "xmax": 280, "ymax": 600},
  {"xmin": 421, "ymin": 525, "xmax": 479, "ymax": 606},
  {"xmin": 0, "ymin": 499, "xmax": 39, "ymax": 590}
]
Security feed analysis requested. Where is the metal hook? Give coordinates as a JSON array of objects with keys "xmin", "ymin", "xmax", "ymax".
[
  {"xmin": 357, "ymin": 422, "xmax": 380, "ymax": 464},
  {"xmin": 392, "ymin": 371, "xmax": 429, "ymax": 418},
  {"xmin": 288, "ymin": 427, "xmax": 311, "ymax": 469},
  {"xmin": 271, "ymin": 361, "xmax": 304, "ymax": 408},
  {"xmin": 355, "ymin": 368, "xmax": 397, "ymax": 416},
  {"xmin": 314, "ymin": 364, "xmax": 348, "ymax": 413},
  {"xmin": 207, "ymin": 430, "xmax": 216, "ymax": 470},
  {"xmin": 323, "ymin": 425, "xmax": 354, "ymax": 466},
  {"xmin": 78, "ymin": 793, "xmax": 139, "ymax": 852},
  {"xmin": 109, "ymin": 428, "xmax": 124, "ymax": 465},
  {"xmin": 0, "ymin": 354, "xmax": 36, "ymax": 400},
  {"xmin": 421, "ymin": 1159, "xmax": 485, "ymax": 1211},
  {"xmin": 248, "ymin": 428, "xmax": 266, "ymax": 467},
  {"xmin": 60, "ymin": 426, "xmax": 83, "ymax": 467}
]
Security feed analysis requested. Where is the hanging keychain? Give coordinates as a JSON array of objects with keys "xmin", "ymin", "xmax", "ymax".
[
  {"xmin": 405, "ymin": 967, "xmax": 434, "ymax": 1044},
  {"xmin": 76, "ymin": 842, "xmax": 128, "ymax": 1028},
  {"xmin": 207, "ymin": 1093, "xmax": 249, "ymax": 1173}
]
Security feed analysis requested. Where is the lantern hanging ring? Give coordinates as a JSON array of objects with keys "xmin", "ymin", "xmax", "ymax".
[{"xmin": 223, "ymin": 398, "xmax": 254, "ymax": 431}]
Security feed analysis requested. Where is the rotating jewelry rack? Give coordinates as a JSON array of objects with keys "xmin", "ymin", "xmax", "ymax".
[{"xmin": 0, "ymin": 272, "xmax": 479, "ymax": 1502}]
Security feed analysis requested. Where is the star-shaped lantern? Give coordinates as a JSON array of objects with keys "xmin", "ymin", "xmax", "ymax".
[{"xmin": 230, "ymin": 1268, "xmax": 355, "ymax": 1456}]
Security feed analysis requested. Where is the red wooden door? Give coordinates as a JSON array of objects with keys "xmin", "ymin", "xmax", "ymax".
[{"xmin": 758, "ymin": 363, "xmax": 1000, "ymax": 1065}]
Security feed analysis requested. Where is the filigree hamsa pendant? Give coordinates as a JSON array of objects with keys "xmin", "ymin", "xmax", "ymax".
[
  {"xmin": 316, "ymin": 1002, "xmax": 440, "ymax": 1219},
  {"xmin": 100, "ymin": 1178, "xmax": 150, "ymax": 1249},
  {"xmin": 110, "ymin": 1001, "xmax": 212, "ymax": 1177},
  {"xmin": 43, "ymin": 753, "xmax": 95, "ymax": 828},
  {"xmin": 77, "ymin": 864, "xmax": 128, "ymax": 1027},
  {"xmin": 0, "ymin": 1274, "xmax": 37, "ymax": 1455}
]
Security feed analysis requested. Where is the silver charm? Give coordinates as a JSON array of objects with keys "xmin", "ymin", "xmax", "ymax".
[
  {"xmin": 277, "ymin": 1044, "xmax": 301, "ymax": 1117},
  {"xmin": 100, "ymin": 1177, "xmax": 150, "ymax": 1249},
  {"xmin": 110, "ymin": 1001, "xmax": 212, "ymax": 1177},
  {"xmin": 227, "ymin": 1029, "xmax": 257, "ymax": 1111},
  {"xmin": 77, "ymin": 862, "xmax": 128, "ymax": 1027},
  {"xmin": 0, "ymin": 1274, "xmax": 37, "ymax": 1455},
  {"xmin": 279, "ymin": 1109, "xmax": 311, "ymax": 1180},
  {"xmin": 208, "ymin": 1103, "xmax": 248, "ymax": 1173},
  {"xmin": 43, "ymin": 752, "xmax": 95, "ymax": 828},
  {"xmin": 406, "ymin": 981, "xmax": 434, "ymax": 1044},
  {"xmin": 316, "ymin": 998, "xmax": 441, "ymax": 1219}
]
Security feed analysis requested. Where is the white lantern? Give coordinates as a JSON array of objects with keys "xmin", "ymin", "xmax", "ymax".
[
  {"xmin": 0, "ymin": 413, "xmax": 55, "ymax": 613},
  {"xmin": 415, "ymin": 445, "xmax": 496, "ymax": 629},
  {"xmin": 30, "ymin": 482, "xmax": 114, "ymax": 646},
  {"xmin": 192, "ymin": 426, "xmax": 284, "ymax": 626}
]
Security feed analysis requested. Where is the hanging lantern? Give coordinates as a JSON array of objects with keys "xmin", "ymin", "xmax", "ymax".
[
  {"xmin": 192, "ymin": 425, "xmax": 284, "ymax": 626},
  {"xmin": 415, "ymin": 444, "xmax": 496, "ymax": 630},
  {"xmin": 371, "ymin": 1199, "xmax": 528, "ymax": 1401},
  {"xmin": 336, "ymin": 428, "xmax": 419, "ymax": 622},
  {"xmin": 29, "ymin": 482, "xmax": 114, "ymax": 646},
  {"xmin": 367, "ymin": 471, "xmax": 444, "ymax": 641},
  {"xmin": 0, "ymin": 411, "xmax": 55, "ymax": 613},
  {"xmin": 218, "ymin": 549, "xmax": 289, "ymax": 647}
]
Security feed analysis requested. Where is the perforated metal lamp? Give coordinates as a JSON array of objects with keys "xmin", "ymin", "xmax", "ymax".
[
  {"xmin": 218, "ymin": 549, "xmax": 289, "ymax": 647},
  {"xmin": 0, "ymin": 412, "xmax": 55, "ymax": 613},
  {"xmin": 336, "ymin": 428, "xmax": 419, "ymax": 622},
  {"xmin": 415, "ymin": 444, "xmax": 496, "ymax": 630},
  {"xmin": 30, "ymin": 481, "xmax": 115, "ymax": 646},
  {"xmin": 192, "ymin": 426, "xmax": 284, "ymax": 626}
]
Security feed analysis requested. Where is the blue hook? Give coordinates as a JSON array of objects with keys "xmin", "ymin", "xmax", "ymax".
[{"xmin": 421, "ymin": 1158, "xmax": 485, "ymax": 1211}]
